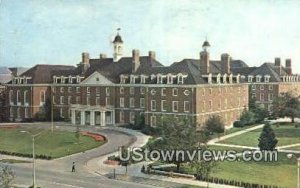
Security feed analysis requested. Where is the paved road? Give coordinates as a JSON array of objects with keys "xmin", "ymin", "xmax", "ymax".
[{"xmin": 1, "ymin": 123, "xmax": 159, "ymax": 188}]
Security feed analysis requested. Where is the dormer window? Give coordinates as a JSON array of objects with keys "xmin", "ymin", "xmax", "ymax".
[
  {"xmin": 130, "ymin": 75, "xmax": 136, "ymax": 84},
  {"xmin": 223, "ymin": 74, "xmax": 227, "ymax": 84},
  {"xmin": 120, "ymin": 75, "xmax": 126, "ymax": 84},
  {"xmin": 264, "ymin": 75, "xmax": 270, "ymax": 82},
  {"xmin": 76, "ymin": 76, "xmax": 81, "ymax": 83},
  {"xmin": 229, "ymin": 74, "xmax": 233, "ymax": 84},
  {"xmin": 167, "ymin": 74, "xmax": 173, "ymax": 84},
  {"xmin": 69, "ymin": 76, "xmax": 72, "ymax": 84},
  {"xmin": 178, "ymin": 74, "xmax": 184, "ymax": 84},
  {"xmin": 256, "ymin": 75, "xmax": 262, "ymax": 82},
  {"xmin": 61, "ymin": 76, "xmax": 65, "ymax": 84},
  {"xmin": 140, "ymin": 75, "xmax": 146, "ymax": 84},
  {"xmin": 157, "ymin": 74, "xmax": 163, "ymax": 84},
  {"xmin": 86, "ymin": 87, "xmax": 90, "ymax": 93},
  {"xmin": 151, "ymin": 74, "xmax": 156, "ymax": 80},
  {"xmin": 216, "ymin": 74, "xmax": 221, "ymax": 84},
  {"xmin": 248, "ymin": 75, "xmax": 253, "ymax": 83}
]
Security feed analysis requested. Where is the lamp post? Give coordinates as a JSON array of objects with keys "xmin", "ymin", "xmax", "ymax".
[
  {"xmin": 287, "ymin": 153, "xmax": 300, "ymax": 188},
  {"xmin": 20, "ymin": 131, "xmax": 43, "ymax": 188}
]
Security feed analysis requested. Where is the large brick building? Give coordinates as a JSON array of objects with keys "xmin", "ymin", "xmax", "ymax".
[{"xmin": 5, "ymin": 32, "xmax": 298, "ymax": 128}]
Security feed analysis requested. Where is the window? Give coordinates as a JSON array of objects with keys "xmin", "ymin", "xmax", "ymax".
[
  {"xmin": 268, "ymin": 93, "xmax": 273, "ymax": 101},
  {"xmin": 119, "ymin": 111, "xmax": 124, "ymax": 123},
  {"xmin": 10, "ymin": 107, "xmax": 13, "ymax": 118},
  {"xmin": 120, "ymin": 87, "xmax": 124, "ymax": 94},
  {"xmin": 260, "ymin": 93, "xmax": 264, "ymax": 101},
  {"xmin": 106, "ymin": 97, "xmax": 110, "ymax": 106},
  {"xmin": 130, "ymin": 87, "xmax": 134, "ymax": 95},
  {"xmin": 96, "ymin": 77, "xmax": 99, "ymax": 81},
  {"xmin": 86, "ymin": 87, "xmax": 90, "ymax": 93},
  {"xmin": 106, "ymin": 87, "xmax": 110, "ymax": 96},
  {"xmin": 184, "ymin": 101, "xmax": 190, "ymax": 112},
  {"xmin": 86, "ymin": 95, "xmax": 90, "ymax": 105},
  {"xmin": 24, "ymin": 91, "xmax": 29, "ymax": 105},
  {"xmin": 130, "ymin": 112, "xmax": 135, "ymax": 123},
  {"xmin": 167, "ymin": 74, "xmax": 173, "ymax": 84},
  {"xmin": 202, "ymin": 101, "xmax": 205, "ymax": 112},
  {"xmin": 256, "ymin": 75, "xmax": 261, "ymax": 82},
  {"xmin": 161, "ymin": 88, "xmax": 166, "ymax": 96},
  {"xmin": 76, "ymin": 87, "xmax": 80, "ymax": 93},
  {"xmin": 140, "ymin": 75, "xmax": 146, "ymax": 84},
  {"xmin": 76, "ymin": 96, "xmax": 80, "ymax": 104},
  {"xmin": 52, "ymin": 87, "xmax": 56, "ymax": 93},
  {"xmin": 264, "ymin": 76, "xmax": 270, "ymax": 82},
  {"xmin": 68, "ymin": 96, "xmax": 72, "ymax": 104},
  {"xmin": 150, "ymin": 116, "xmax": 157, "ymax": 127},
  {"xmin": 17, "ymin": 107, "xmax": 21, "ymax": 118},
  {"xmin": 40, "ymin": 91, "xmax": 45, "ymax": 105},
  {"xmin": 269, "ymin": 85, "xmax": 273, "ymax": 90},
  {"xmin": 25, "ymin": 108, "xmax": 29, "ymax": 118},
  {"xmin": 96, "ymin": 97, "xmax": 100, "ymax": 105},
  {"xmin": 140, "ymin": 98, "xmax": 145, "ymax": 108},
  {"xmin": 178, "ymin": 74, "xmax": 184, "ymax": 84},
  {"xmin": 60, "ymin": 108, "xmax": 63, "ymax": 118},
  {"xmin": 68, "ymin": 87, "xmax": 72, "ymax": 93},
  {"xmin": 52, "ymin": 96, "xmax": 56, "ymax": 104},
  {"xmin": 157, "ymin": 74, "xmax": 163, "ymax": 84},
  {"xmin": 248, "ymin": 75, "xmax": 253, "ymax": 82},
  {"xmin": 260, "ymin": 85, "xmax": 264, "ymax": 90},
  {"xmin": 130, "ymin": 98, "xmax": 135, "ymax": 108},
  {"xmin": 60, "ymin": 87, "xmax": 64, "ymax": 93},
  {"xmin": 120, "ymin": 75, "xmax": 126, "ymax": 84},
  {"xmin": 96, "ymin": 87, "xmax": 100, "ymax": 95},
  {"xmin": 172, "ymin": 101, "xmax": 179, "ymax": 112},
  {"xmin": 172, "ymin": 88, "xmax": 178, "ymax": 96},
  {"xmin": 151, "ymin": 100, "xmax": 156, "ymax": 111},
  {"xmin": 9, "ymin": 90, "xmax": 13, "ymax": 105},
  {"xmin": 161, "ymin": 100, "xmax": 167, "ymax": 111},
  {"xmin": 130, "ymin": 75, "xmax": 136, "ymax": 84},
  {"xmin": 140, "ymin": 87, "xmax": 145, "ymax": 94},
  {"xmin": 60, "ymin": 96, "xmax": 64, "ymax": 104},
  {"xmin": 120, "ymin": 98, "xmax": 125, "ymax": 107},
  {"xmin": 252, "ymin": 93, "xmax": 256, "ymax": 98},
  {"xmin": 16, "ymin": 90, "xmax": 20, "ymax": 105},
  {"xmin": 251, "ymin": 85, "xmax": 256, "ymax": 90},
  {"xmin": 209, "ymin": 100, "xmax": 212, "ymax": 110}
]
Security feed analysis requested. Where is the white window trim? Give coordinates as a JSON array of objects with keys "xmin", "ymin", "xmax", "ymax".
[
  {"xmin": 161, "ymin": 88, "xmax": 166, "ymax": 96},
  {"xmin": 161, "ymin": 100, "xmax": 166, "ymax": 111},
  {"xmin": 184, "ymin": 101, "xmax": 190, "ymax": 112},
  {"xmin": 130, "ymin": 98, "xmax": 135, "ymax": 108},
  {"xmin": 172, "ymin": 88, "xmax": 178, "ymax": 96},
  {"xmin": 120, "ymin": 98, "xmax": 124, "ymax": 108},
  {"xmin": 140, "ymin": 98, "xmax": 145, "ymax": 108},
  {"xmin": 151, "ymin": 100, "xmax": 156, "ymax": 111},
  {"xmin": 172, "ymin": 101, "xmax": 178, "ymax": 112}
]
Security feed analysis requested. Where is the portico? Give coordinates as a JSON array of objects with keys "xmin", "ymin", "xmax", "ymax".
[{"xmin": 71, "ymin": 104, "xmax": 115, "ymax": 126}]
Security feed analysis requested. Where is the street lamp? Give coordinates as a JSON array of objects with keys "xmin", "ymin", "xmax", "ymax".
[
  {"xmin": 20, "ymin": 131, "xmax": 43, "ymax": 188},
  {"xmin": 287, "ymin": 153, "xmax": 300, "ymax": 188}
]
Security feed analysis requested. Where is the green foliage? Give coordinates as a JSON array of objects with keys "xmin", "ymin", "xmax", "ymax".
[
  {"xmin": 0, "ymin": 165, "xmax": 15, "ymax": 188},
  {"xmin": 258, "ymin": 123, "xmax": 278, "ymax": 151},
  {"xmin": 239, "ymin": 110, "xmax": 256, "ymax": 126},
  {"xmin": 203, "ymin": 115, "xmax": 225, "ymax": 136},
  {"xmin": 133, "ymin": 113, "xmax": 145, "ymax": 130},
  {"xmin": 272, "ymin": 92, "xmax": 300, "ymax": 123}
]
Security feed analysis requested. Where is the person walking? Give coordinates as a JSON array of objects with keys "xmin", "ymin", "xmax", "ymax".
[{"xmin": 72, "ymin": 161, "xmax": 76, "ymax": 172}]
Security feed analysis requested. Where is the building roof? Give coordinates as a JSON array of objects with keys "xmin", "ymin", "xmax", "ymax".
[
  {"xmin": 18, "ymin": 64, "xmax": 75, "ymax": 84},
  {"xmin": 0, "ymin": 67, "xmax": 12, "ymax": 84},
  {"xmin": 9, "ymin": 67, "xmax": 29, "ymax": 77},
  {"xmin": 113, "ymin": 34, "xmax": 123, "ymax": 43}
]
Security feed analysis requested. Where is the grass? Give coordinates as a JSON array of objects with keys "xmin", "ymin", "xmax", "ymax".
[
  {"xmin": 0, "ymin": 127, "xmax": 105, "ymax": 158},
  {"xmin": 0, "ymin": 159, "xmax": 31, "ymax": 164},
  {"xmin": 219, "ymin": 124, "xmax": 300, "ymax": 147},
  {"xmin": 158, "ymin": 153, "xmax": 297, "ymax": 187},
  {"xmin": 284, "ymin": 145, "xmax": 300, "ymax": 151}
]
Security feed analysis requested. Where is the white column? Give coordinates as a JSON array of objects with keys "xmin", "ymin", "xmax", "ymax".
[
  {"xmin": 90, "ymin": 111, "xmax": 95, "ymax": 126},
  {"xmin": 71, "ymin": 110, "xmax": 76, "ymax": 125},
  {"xmin": 80, "ymin": 111, "xmax": 85, "ymax": 125},
  {"xmin": 101, "ymin": 111, "xmax": 106, "ymax": 126}
]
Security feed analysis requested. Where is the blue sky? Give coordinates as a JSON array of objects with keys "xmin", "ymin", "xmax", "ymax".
[{"xmin": 1, "ymin": 0, "xmax": 300, "ymax": 72}]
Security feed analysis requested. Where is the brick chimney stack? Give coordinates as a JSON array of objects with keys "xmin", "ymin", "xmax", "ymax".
[
  {"xmin": 81, "ymin": 52, "xmax": 90, "ymax": 73},
  {"xmin": 100, "ymin": 53, "xmax": 107, "ymax": 59},
  {"xmin": 200, "ymin": 51, "xmax": 210, "ymax": 74},
  {"xmin": 274, "ymin": 57, "xmax": 282, "ymax": 75},
  {"xmin": 285, "ymin": 59, "xmax": 292, "ymax": 75},
  {"xmin": 221, "ymin": 53, "xmax": 231, "ymax": 74},
  {"xmin": 132, "ymin": 49, "xmax": 140, "ymax": 72},
  {"xmin": 149, "ymin": 51, "xmax": 156, "ymax": 60}
]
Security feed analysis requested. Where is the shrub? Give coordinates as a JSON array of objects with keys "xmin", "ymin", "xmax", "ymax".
[{"xmin": 233, "ymin": 120, "xmax": 245, "ymax": 128}]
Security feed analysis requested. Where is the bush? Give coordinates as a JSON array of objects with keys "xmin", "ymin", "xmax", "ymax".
[
  {"xmin": 240, "ymin": 110, "xmax": 256, "ymax": 126},
  {"xmin": 141, "ymin": 125, "xmax": 159, "ymax": 136},
  {"xmin": 204, "ymin": 115, "xmax": 225, "ymax": 135},
  {"xmin": 233, "ymin": 121, "xmax": 245, "ymax": 128}
]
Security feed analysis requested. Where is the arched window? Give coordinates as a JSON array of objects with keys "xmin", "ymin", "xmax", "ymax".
[
  {"xmin": 17, "ymin": 107, "xmax": 21, "ymax": 118},
  {"xmin": 10, "ymin": 107, "xmax": 13, "ymax": 118}
]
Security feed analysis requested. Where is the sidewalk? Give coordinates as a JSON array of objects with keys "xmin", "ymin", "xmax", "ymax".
[{"xmin": 85, "ymin": 128, "xmax": 238, "ymax": 188}]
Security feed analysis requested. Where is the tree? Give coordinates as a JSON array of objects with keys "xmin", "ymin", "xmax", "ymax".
[
  {"xmin": 203, "ymin": 115, "xmax": 225, "ymax": 136},
  {"xmin": 258, "ymin": 123, "xmax": 278, "ymax": 151},
  {"xmin": 133, "ymin": 113, "xmax": 145, "ymax": 130},
  {"xmin": 192, "ymin": 150, "xmax": 216, "ymax": 181},
  {"xmin": 272, "ymin": 92, "xmax": 300, "ymax": 123},
  {"xmin": 239, "ymin": 109, "xmax": 256, "ymax": 126},
  {"xmin": 148, "ymin": 116, "xmax": 200, "ymax": 172},
  {"xmin": 0, "ymin": 165, "xmax": 15, "ymax": 188}
]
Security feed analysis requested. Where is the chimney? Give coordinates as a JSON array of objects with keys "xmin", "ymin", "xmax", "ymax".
[
  {"xmin": 132, "ymin": 49, "xmax": 140, "ymax": 72},
  {"xmin": 274, "ymin": 57, "xmax": 282, "ymax": 75},
  {"xmin": 149, "ymin": 51, "xmax": 156, "ymax": 60},
  {"xmin": 200, "ymin": 51, "xmax": 210, "ymax": 74},
  {"xmin": 100, "ymin": 53, "xmax": 107, "ymax": 59},
  {"xmin": 81, "ymin": 52, "xmax": 90, "ymax": 73},
  {"xmin": 285, "ymin": 59, "xmax": 292, "ymax": 75},
  {"xmin": 221, "ymin": 53, "xmax": 231, "ymax": 74}
]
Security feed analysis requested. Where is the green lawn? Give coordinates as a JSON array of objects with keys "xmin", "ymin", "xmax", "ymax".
[
  {"xmin": 219, "ymin": 124, "xmax": 300, "ymax": 147},
  {"xmin": 158, "ymin": 153, "xmax": 297, "ymax": 187},
  {"xmin": 0, "ymin": 127, "xmax": 105, "ymax": 158},
  {"xmin": 284, "ymin": 145, "xmax": 300, "ymax": 151}
]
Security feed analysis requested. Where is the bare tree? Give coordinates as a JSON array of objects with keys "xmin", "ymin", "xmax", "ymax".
[{"xmin": 0, "ymin": 165, "xmax": 15, "ymax": 188}]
